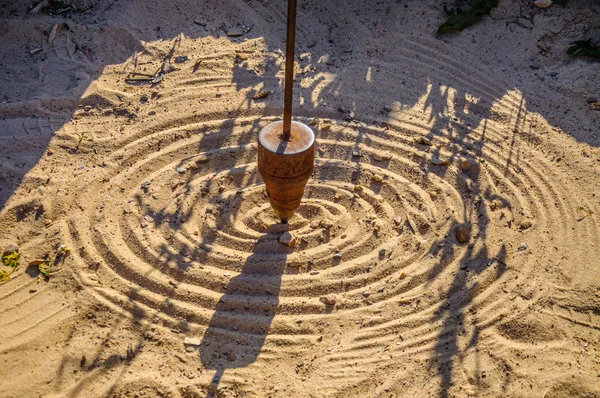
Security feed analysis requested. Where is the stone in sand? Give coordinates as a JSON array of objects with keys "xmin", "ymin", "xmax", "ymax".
[
  {"xmin": 456, "ymin": 226, "xmax": 469, "ymax": 243},
  {"xmin": 460, "ymin": 158, "xmax": 471, "ymax": 171},
  {"xmin": 3, "ymin": 243, "xmax": 18, "ymax": 255},
  {"xmin": 184, "ymin": 337, "xmax": 201, "ymax": 346},
  {"xmin": 279, "ymin": 231, "xmax": 296, "ymax": 247},
  {"xmin": 320, "ymin": 296, "xmax": 336, "ymax": 306}
]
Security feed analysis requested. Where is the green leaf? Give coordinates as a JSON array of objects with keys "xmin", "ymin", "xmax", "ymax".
[
  {"xmin": 41, "ymin": 0, "xmax": 73, "ymax": 14},
  {"xmin": 567, "ymin": 39, "xmax": 600, "ymax": 60},
  {"xmin": 0, "ymin": 269, "xmax": 11, "ymax": 282},
  {"xmin": 2, "ymin": 250, "xmax": 19, "ymax": 268},
  {"xmin": 437, "ymin": 0, "xmax": 499, "ymax": 35},
  {"xmin": 38, "ymin": 262, "xmax": 52, "ymax": 277}
]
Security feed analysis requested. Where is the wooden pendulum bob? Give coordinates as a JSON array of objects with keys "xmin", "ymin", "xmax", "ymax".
[
  {"xmin": 257, "ymin": 0, "xmax": 315, "ymax": 223},
  {"xmin": 258, "ymin": 121, "xmax": 315, "ymax": 223}
]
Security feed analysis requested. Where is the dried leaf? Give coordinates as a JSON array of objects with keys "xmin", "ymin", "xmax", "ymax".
[{"xmin": 48, "ymin": 24, "xmax": 59, "ymax": 43}]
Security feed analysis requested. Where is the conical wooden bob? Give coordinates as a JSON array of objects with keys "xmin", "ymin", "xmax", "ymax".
[{"xmin": 258, "ymin": 120, "xmax": 315, "ymax": 223}]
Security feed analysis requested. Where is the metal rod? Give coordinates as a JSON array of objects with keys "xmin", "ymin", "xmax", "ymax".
[{"xmin": 282, "ymin": 0, "xmax": 297, "ymax": 141}]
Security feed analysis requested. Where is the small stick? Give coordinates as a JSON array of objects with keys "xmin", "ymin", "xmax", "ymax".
[{"xmin": 282, "ymin": 0, "xmax": 297, "ymax": 141}]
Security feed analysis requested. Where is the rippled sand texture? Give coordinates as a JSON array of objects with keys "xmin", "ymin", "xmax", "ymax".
[{"xmin": 1, "ymin": 1, "xmax": 599, "ymax": 397}]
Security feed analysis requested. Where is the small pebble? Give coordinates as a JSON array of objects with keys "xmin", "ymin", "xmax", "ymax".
[
  {"xmin": 310, "ymin": 221, "xmax": 319, "ymax": 229},
  {"xmin": 549, "ymin": 71, "xmax": 558, "ymax": 77},
  {"xmin": 460, "ymin": 158, "xmax": 471, "ymax": 171},
  {"xmin": 517, "ymin": 242, "xmax": 528, "ymax": 251},
  {"xmin": 333, "ymin": 252, "xmax": 342, "ymax": 260},
  {"xmin": 176, "ymin": 166, "xmax": 186, "ymax": 173},
  {"xmin": 226, "ymin": 27, "xmax": 245, "ymax": 37},
  {"xmin": 534, "ymin": 0, "xmax": 553, "ymax": 8},
  {"xmin": 383, "ymin": 105, "xmax": 392, "ymax": 112},
  {"xmin": 320, "ymin": 296, "xmax": 336, "ymax": 306},
  {"xmin": 456, "ymin": 226, "xmax": 469, "ymax": 243},
  {"xmin": 184, "ymin": 337, "xmax": 202, "ymax": 346},
  {"xmin": 586, "ymin": 97, "xmax": 598, "ymax": 104},
  {"xmin": 279, "ymin": 231, "xmax": 296, "ymax": 247},
  {"xmin": 362, "ymin": 291, "xmax": 371, "ymax": 298}
]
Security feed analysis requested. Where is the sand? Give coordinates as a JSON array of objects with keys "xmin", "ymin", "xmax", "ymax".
[{"xmin": 1, "ymin": 0, "xmax": 599, "ymax": 397}]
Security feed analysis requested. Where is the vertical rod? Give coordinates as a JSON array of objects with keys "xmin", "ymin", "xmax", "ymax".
[{"xmin": 282, "ymin": 0, "xmax": 297, "ymax": 141}]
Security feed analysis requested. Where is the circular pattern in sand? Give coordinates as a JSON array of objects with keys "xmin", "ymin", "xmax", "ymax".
[{"xmin": 66, "ymin": 108, "xmax": 599, "ymax": 349}]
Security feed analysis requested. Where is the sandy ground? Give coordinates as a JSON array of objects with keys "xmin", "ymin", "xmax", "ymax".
[{"xmin": 1, "ymin": 0, "xmax": 600, "ymax": 397}]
